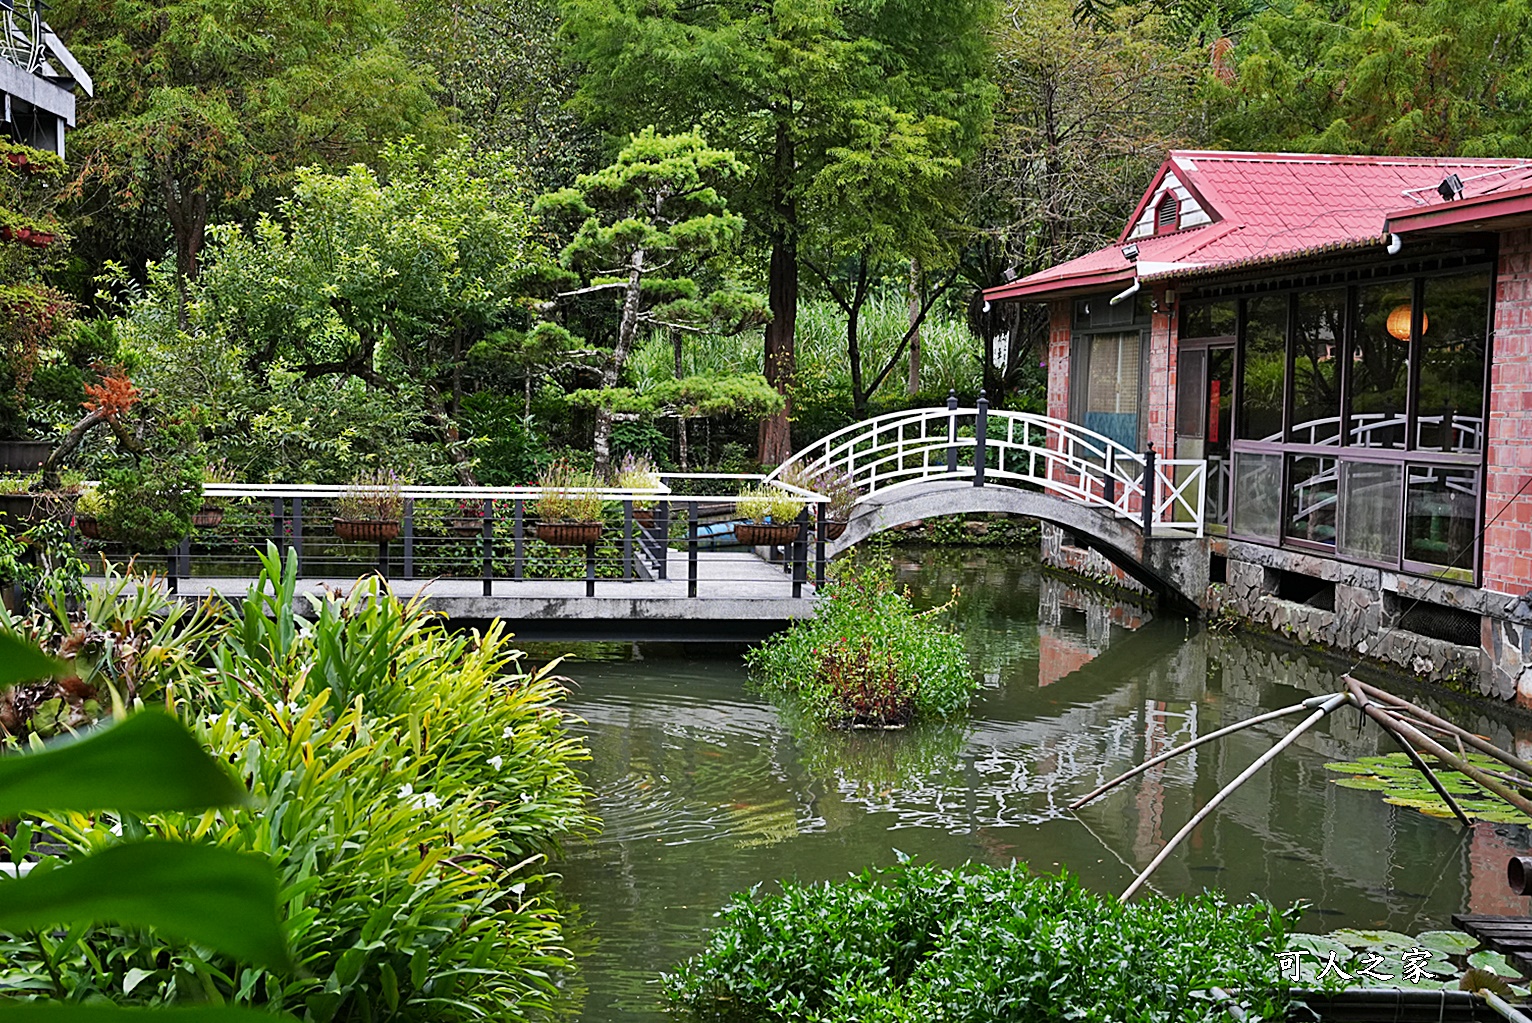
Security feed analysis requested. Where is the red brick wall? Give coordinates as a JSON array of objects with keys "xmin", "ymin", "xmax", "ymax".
[
  {"xmin": 1146, "ymin": 292, "xmax": 1176, "ymax": 455},
  {"xmin": 1046, "ymin": 300, "xmax": 1071, "ymax": 422},
  {"xmin": 1482, "ymin": 228, "xmax": 1532, "ymax": 595}
]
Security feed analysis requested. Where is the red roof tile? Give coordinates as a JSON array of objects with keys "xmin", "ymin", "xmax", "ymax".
[{"xmin": 986, "ymin": 151, "xmax": 1532, "ymax": 302}]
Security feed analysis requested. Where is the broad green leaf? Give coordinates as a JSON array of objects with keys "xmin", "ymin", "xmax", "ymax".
[
  {"xmin": 0, "ymin": 631, "xmax": 65, "ymax": 687},
  {"xmin": 0, "ymin": 842, "xmax": 289, "ymax": 970},
  {"xmin": 0, "ymin": 711, "xmax": 243, "ymax": 817},
  {"xmin": 1469, "ymin": 949, "xmax": 1520, "ymax": 977},
  {"xmin": 0, "ymin": 1006, "xmax": 279, "ymax": 1021},
  {"xmin": 1417, "ymin": 929, "xmax": 1478, "ymax": 956}
]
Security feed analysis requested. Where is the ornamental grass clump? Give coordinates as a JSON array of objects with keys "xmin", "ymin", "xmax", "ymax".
[
  {"xmin": 736, "ymin": 484, "xmax": 804, "ymax": 524},
  {"xmin": 336, "ymin": 467, "xmax": 404, "ymax": 521},
  {"xmin": 665, "ymin": 860, "xmax": 1297, "ymax": 1022},
  {"xmin": 530, "ymin": 458, "xmax": 606, "ymax": 522},
  {"xmin": 614, "ymin": 452, "xmax": 662, "ymax": 511},
  {"xmin": 745, "ymin": 557, "xmax": 974, "ymax": 728},
  {"xmin": 3, "ymin": 547, "xmax": 595, "ymax": 1022}
]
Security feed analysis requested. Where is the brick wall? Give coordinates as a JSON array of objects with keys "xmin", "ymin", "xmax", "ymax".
[
  {"xmin": 1046, "ymin": 300, "xmax": 1071, "ymax": 422},
  {"xmin": 1482, "ymin": 228, "xmax": 1532, "ymax": 595},
  {"xmin": 1146, "ymin": 293, "xmax": 1176, "ymax": 454}
]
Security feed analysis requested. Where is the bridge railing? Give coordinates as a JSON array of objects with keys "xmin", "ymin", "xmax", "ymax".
[
  {"xmin": 59, "ymin": 476, "xmax": 831, "ymax": 599},
  {"xmin": 769, "ymin": 395, "xmax": 1206, "ymax": 537}
]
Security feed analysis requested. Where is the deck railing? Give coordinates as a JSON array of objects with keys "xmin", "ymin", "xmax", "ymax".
[{"xmin": 66, "ymin": 474, "xmax": 831, "ymax": 599}]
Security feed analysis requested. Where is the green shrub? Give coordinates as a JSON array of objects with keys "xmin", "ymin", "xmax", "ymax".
[
  {"xmin": 664, "ymin": 860, "xmax": 1296, "ymax": 1023},
  {"xmin": 335, "ymin": 467, "xmax": 404, "ymax": 521},
  {"xmin": 744, "ymin": 558, "xmax": 974, "ymax": 728},
  {"xmin": 97, "ymin": 428, "xmax": 205, "ymax": 552},
  {"xmin": 5, "ymin": 548, "xmax": 595, "ymax": 1021}
]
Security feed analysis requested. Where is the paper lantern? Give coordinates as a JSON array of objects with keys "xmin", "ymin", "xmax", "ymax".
[{"xmin": 1386, "ymin": 303, "xmax": 1428, "ymax": 341}]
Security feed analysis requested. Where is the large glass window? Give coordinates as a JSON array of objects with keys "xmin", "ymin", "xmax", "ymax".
[
  {"xmin": 1417, "ymin": 272, "xmax": 1490, "ymax": 452},
  {"xmin": 1350, "ymin": 282, "xmax": 1412, "ymax": 449},
  {"xmin": 1285, "ymin": 455, "xmax": 1337, "ymax": 545},
  {"xmin": 1237, "ymin": 296, "xmax": 1287, "ymax": 442},
  {"xmin": 1181, "ymin": 299, "xmax": 1236, "ymax": 340},
  {"xmin": 1336, "ymin": 462, "xmax": 1402, "ymax": 563},
  {"xmin": 1404, "ymin": 465, "xmax": 1479, "ymax": 574},
  {"xmin": 1082, "ymin": 332, "xmax": 1141, "ymax": 450},
  {"xmin": 1232, "ymin": 452, "xmax": 1282, "ymax": 539},
  {"xmin": 1289, "ymin": 289, "xmax": 1344, "ymax": 445}
]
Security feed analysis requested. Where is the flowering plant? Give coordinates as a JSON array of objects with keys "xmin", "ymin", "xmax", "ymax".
[{"xmin": 336, "ymin": 468, "xmax": 404, "ymax": 521}]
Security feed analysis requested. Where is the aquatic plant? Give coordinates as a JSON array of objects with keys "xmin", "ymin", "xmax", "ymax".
[
  {"xmin": 745, "ymin": 557, "xmax": 975, "ymax": 728},
  {"xmin": 664, "ymin": 858, "xmax": 1296, "ymax": 1022},
  {"xmin": 1287, "ymin": 927, "xmax": 1527, "ymax": 995},
  {"xmin": 1324, "ymin": 751, "xmax": 1532, "ymax": 824}
]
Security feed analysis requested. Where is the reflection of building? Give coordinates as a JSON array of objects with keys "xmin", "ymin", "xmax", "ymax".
[
  {"xmin": 0, "ymin": 2, "xmax": 91, "ymax": 155},
  {"xmin": 987, "ymin": 152, "xmax": 1532, "ymax": 704},
  {"xmin": 1037, "ymin": 573, "xmax": 1149, "ymax": 686}
]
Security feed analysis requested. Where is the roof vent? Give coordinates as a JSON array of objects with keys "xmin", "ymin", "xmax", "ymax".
[{"xmin": 1155, "ymin": 193, "xmax": 1180, "ymax": 233}]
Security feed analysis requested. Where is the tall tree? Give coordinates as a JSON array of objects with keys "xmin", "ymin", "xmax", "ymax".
[
  {"xmin": 50, "ymin": 0, "xmax": 445, "ymax": 304},
  {"xmin": 1203, "ymin": 0, "xmax": 1532, "ymax": 156},
  {"xmin": 561, "ymin": 0, "xmax": 995, "ymax": 462},
  {"xmin": 536, "ymin": 128, "xmax": 766, "ymax": 474}
]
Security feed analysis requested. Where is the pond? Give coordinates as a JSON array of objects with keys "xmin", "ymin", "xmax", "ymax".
[{"xmin": 552, "ymin": 547, "xmax": 1532, "ymax": 1022}]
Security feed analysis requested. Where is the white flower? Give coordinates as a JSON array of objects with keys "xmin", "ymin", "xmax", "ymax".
[
  {"xmin": 397, "ymin": 783, "xmax": 414, "ymax": 799},
  {"xmin": 417, "ymin": 792, "xmax": 440, "ymax": 810},
  {"xmin": 238, "ymin": 723, "xmax": 252, "ymax": 738},
  {"xmin": 501, "ymin": 726, "xmax": 515, "ymax": 739},
  {"xmin": 487, "ymin": 755, "xmax": 504, "ymax": 771}
]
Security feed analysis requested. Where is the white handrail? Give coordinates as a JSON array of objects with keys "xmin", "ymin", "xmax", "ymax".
[{"xmin": 770, "ymin": 406, "xmax": 1206, "ymax": 536}]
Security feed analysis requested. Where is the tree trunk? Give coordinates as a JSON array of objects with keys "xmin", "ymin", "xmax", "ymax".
[
  {"xmin": 906, "ymin": 258, "xmax": 922, "ymax": 397},
  {"xmin": 677, "ymin": 416, "xmax": 689, "ymax": 470},
  {"xmin": 160, "ymin": 163, "xmax": 208, "ymax": 330},
  {"xmin": 757, "ymin": 119, "xmax": 797, "ymax": 466},
  {"xmin": 593, "ymin": 246, "xmax": 646, "ymax": 476}
]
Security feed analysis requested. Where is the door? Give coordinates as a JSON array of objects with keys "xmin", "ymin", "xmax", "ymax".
[{"xmin": 1175, "ymin": 345, "xmax": 1234, "ymax": 528}]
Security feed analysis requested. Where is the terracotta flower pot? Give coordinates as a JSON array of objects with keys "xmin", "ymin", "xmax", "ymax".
[
  {"xmin": 819, "ymin": 520, "xmax": 848, "ymax": 541},
  {"xmin": 535, "ymin": 521, "xmax": 603, "ymax": 546},
  {"xmin": 333, "ymin": 518, "xmax": 401, "ymax": 542},
  {"xmin": 447, "ymin": 516, "xmax": 485, "ymax": 536},
  {"xmin": 734, "ymin": 522, "xmax": 800, "ymax": 546},
  {"xmin": 191, "ymin": 505, "xmax": 224, "ymax": 528}
]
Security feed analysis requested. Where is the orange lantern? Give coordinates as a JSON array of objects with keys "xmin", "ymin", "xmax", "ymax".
[{"xmin": 1386, "ymin": 303, "xmax": 1427, "ymax": 341}]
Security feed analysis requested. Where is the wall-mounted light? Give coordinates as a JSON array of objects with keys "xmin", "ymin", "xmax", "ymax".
[
  {"xmin": 1386, "ymin": 303, "xmax": 1428, "ymax": 341},
  {"xmin": 1437, "ymin": 174, "xmax": 1464, "ymax": 202},
  {"xmin": 1121, "ymin": 243, "xmax": 1139, "ymax": 262}
]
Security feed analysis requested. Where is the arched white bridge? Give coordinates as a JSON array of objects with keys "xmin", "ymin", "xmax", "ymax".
[{"xmin": 767, "ymin": 398, "xmax": 1211, "ymax": 606}]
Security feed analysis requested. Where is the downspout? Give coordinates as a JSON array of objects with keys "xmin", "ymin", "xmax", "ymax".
[{"xmin": 1109, "ymin": 278, "xmax": 1141, "ymax": 306}]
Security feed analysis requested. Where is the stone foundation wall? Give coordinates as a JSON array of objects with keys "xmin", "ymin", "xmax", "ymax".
[{"xmin": 1039, "ymin": 522, "xmax": 1149, "ymax": 595}]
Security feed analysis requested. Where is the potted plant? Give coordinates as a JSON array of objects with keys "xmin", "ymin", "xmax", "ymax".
[
  {"xmin": 614, "ymin": 453, "xmax": 662, "ymax": 526},
  {"xmin": 734, "ymin": 485, "xmax": 806, "ymax": 546},
  {"xmin": 447, "ymin": 499, "xmax": 488, "ymax": 536},
  {"xmin": 193, "ymin": 459, "xmax": 236, "ymax": 528},
  {"xmin": 333, "ymin": 468, "xmax": 404, "ymax": 542},
  {"xmin": 74, "ymin": 487, "xmax": 105, "ymax": 539},
  {"xmin": 780, "ymin": 464, "xmax": 858, "ymax": 540},
  {"xmin": 530, "ymin": 459, "xmax": 605, "ymax": 546}
]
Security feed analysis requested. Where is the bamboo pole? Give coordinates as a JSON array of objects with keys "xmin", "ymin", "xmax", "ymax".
[
  {"xmin": 1352, "ymin": 678, "xmax": 1532, "ymax": 778},
  {"xmin": 1120, "ymin": 692, "xmax": 1350, "ymax": 902},
  {"xmin": 1070, "ymin": 697, "xmax": 1331, "ymax": 812},
  {"xmin": 1370, "ymin": 707, "xmax": 1532, "ymax": 820},
  {"xmin": 1343, "ymin": 678, "xmax": 1472, "ymax": 829}
]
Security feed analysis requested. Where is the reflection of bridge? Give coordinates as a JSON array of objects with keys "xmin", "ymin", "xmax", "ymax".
[{"xmin": 769, "ymin": 399, "xmax": 1210, "ymax": 606}]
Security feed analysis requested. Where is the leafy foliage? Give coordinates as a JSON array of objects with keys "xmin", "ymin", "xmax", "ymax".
[
  {"xmin": 95, "ymin": 424, "xmax": 205, "ymax": 553},
  {"xmin": 735, "ymin": 486, "xmax": 805, "ymax": 527},
  {"xmin": 529, "ymin": 458, "xmax": 607, "ymax": 523},
  {"xmin": 3, "ymin": 548, "xmax": 595, "ymax": 1020},
  {"xmin": 665, "ymin": 859, "xmax": 1295, "ymax": 1022},
  {"xmin": 746, "ymin": 558, "xmax": 975, "ymax": 729},
  {"xmin": 335, "ymin": 468, "xmax": 405, "ymax": 522}
]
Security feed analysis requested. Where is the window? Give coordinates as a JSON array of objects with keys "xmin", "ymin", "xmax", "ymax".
[
  {"xmin": 1232, "ymin": 452, "xmax": 1282, "ymax": 540},
  {"xmin": 1285, "ymin": 455, "xmax": 1337, "ymax": 546},
  {"xmin": 1237, "ymin": 296, "xmax": 1287, "ymax": 442},
  {"xmin": 1082, "ymin": 332, "xmax": 1141, "ymax": 450},
  {"xmin": 1417, "ymin": 271, "xmax": 1490, "ymax": 452},
  {"xmin": 1290, "ymin": 289, "xmax": 1344, "ymax": 445},
  {"xmin": 1350, "ymin": 282, "xmax": 1411, "ymax": 449},
  {"xmin": 1404, "ymin": 465, "xmax": 1478, "ymax": 575},
  {"xmin": 1336, "ymin": 462, "xmax": 1402, "ymax": 563}
]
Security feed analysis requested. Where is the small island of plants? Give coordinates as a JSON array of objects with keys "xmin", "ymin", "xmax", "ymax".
[{"xmin": 745, "ymin": 557, "xmax": 975, "ymax": 729}]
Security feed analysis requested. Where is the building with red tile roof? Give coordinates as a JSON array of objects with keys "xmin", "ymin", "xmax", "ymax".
[{"xmin": 984, "ymin": 150, "xmax": 1532, "ymax": 705}]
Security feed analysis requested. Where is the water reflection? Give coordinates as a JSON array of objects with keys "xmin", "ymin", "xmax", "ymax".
[{"xmin": 555, "ymin": 549, "xmax": 1532, "ymax": 1023}]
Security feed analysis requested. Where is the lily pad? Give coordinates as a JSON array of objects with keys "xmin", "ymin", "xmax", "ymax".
[
  {"xmin": 1324, "ymin": 752, "xmax": 1532, "ymax": 824},
  {"xmin": 1468, "ymin": 950, "xmax": 1524, "ymax": 979},
  {"xmin": 1288, "ymin": 934, "xmax": 1352, "ymax": 960},
  {"xmin": 1329, "ymin": 928, "xmax": 1415, "ymax": 950},
  {"xmin": 1415, "ymin": 930, "xmax": 1478, "ymax": 957}
]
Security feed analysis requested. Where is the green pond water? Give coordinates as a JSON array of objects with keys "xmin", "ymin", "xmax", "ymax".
[{"xmin": 552, "ymin": 548, "xmax": 1532, "ymax": 1022}]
